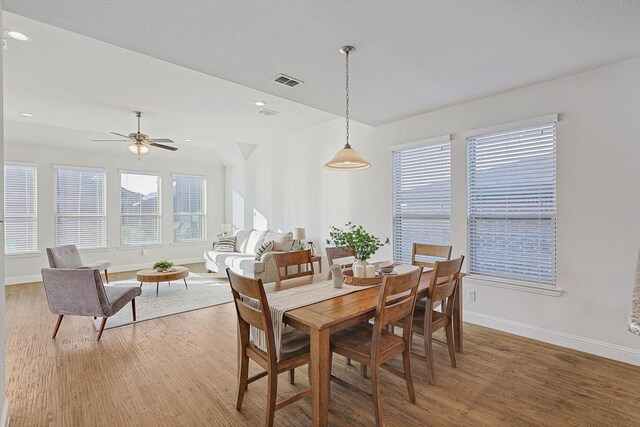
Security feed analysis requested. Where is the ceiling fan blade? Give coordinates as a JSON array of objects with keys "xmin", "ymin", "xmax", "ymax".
[
  {"xmin": 111, "ymin": 132, "xmax": 131, "ymax": 138},
  {"xmin": 91, "ymin": 139, "xmax": 129, "ymax": 142},
  {"xmin": 149, "ymin": 138, "xmax": 174, "ymax": 143},
  {"xmin": 150, "ymin": 142, "xmax": 178, "ymax": 151}
]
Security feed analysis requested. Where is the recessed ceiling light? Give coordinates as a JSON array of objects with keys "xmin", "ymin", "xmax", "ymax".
[
  {"xmin": 20, "ymin": 112, "xmax": 33, "ymax": 117},
  {"xmin": 185, "ymin": 139, "xmax": 192, "ymax": 142},
  {"xmin": 254, "ymin": 101, "xmax": 266, "ymax": 107},
  {"xmin": 6, "ymin": 31, "xmax": 30, "ymax": 42}
]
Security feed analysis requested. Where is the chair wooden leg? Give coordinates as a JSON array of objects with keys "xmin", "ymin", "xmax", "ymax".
[
  {"xmin": 236, "ymin": 352, "xmax": 249, "ymax": 410},
  {"xmin": 361, "ymin": 363, "xmax": 368, "ymax": 378},
  {"xmin": 424, "ymin": 331, "xmax": 436, "ymax": 385},
  {"xmin": 104, "ymin": 269, "xmax": 109, "ymax": 283},
  {"xmin": 346, "ymin": 357, "xmax": 352, "ymax": 366},
  {"xmin": 265, "ymin": 370, "xmax": 278, "ymax": 427},
  {"xmin": 445, "ymin": 322, "xmax": 457, "ymax": 368},
  {"xmin": 371, "ymin": 364, "xmax": 383, "ymax": 427},
  {"xmin": 52, "ymin": 315, "xmax": 64, "ymax": 338},
  {"xmin": 289, "ymin": 369, "xmax": 295, "ymax": 384},
  {"xmin": 402, "ymin": 349, "xmax": 416, "ymax": 404},
  {"xmin": 97, "ymin": 318, "xmax": 108, "ymax": 341},
  {"xmin": 131, "ymin": 298, "xmax": 137, "ymax": 321}
]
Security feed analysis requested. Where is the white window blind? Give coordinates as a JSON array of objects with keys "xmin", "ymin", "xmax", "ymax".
[
  {"xmin": 55, "ymin": 167, "xmax": 106, "ymax": 249},
  {"xmin": 173, "ymin": 175, "xmax": 206, "ymax": 242},
  {"xmin": 4, "ymin": 163, "xmax": 37, "ymax": 253},
  {"xmin": 467, "ymin": 122, "xmax": 557, "ymax": 285},
  {"xmin": 392, "ymin": 142, "xmax": 451, "ymax": 263},
  {"xmin": 121, "ymin": 172, "xmax": 161, "ymax": 246}
]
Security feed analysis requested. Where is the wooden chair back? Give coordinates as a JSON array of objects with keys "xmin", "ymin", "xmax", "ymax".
[
  {"xmin": 411, "ymin": 243, "xmax": 452, "ymax": 268},
  {"xmin": 274, "ymin": 249, "xmax": 314, "ymax": 281},
  {"xmin": 326, "ymin": 246, "xmax": 356, "ymax": 268},
  {"xmin": 428, "ymin": 256, "xmax": 464, "ymax": 316},
  {"xmin": 226, "ymin": 268, "xmax": 277, "ymax": 359},
  {"xmin": 373, "ymin": 267, "xmax": 423, "ymax": 353}
]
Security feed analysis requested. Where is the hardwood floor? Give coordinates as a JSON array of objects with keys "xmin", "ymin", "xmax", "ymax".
[{"xmin": 6, "ymin": 264, "xmax": 640, "ymax": 426}]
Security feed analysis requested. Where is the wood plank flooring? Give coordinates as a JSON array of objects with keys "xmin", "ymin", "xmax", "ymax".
[{"xmin": 6, "ymin": 264, "xmax": 640, "ymax": 426}]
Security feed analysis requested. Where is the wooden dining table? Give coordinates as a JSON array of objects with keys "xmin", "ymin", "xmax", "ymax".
[{"xmin": 263, "ymin": 267, "xmax": 464, "ymax": 427}]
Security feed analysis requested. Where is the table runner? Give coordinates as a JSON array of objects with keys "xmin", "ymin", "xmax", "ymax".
[{"xmin": 248, "ymin": 280, "xmax": 376, "ymax": 360}]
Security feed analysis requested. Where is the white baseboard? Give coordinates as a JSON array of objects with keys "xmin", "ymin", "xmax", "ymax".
[
  {"xmin": 4, "ymin": 257, "xmax": 204, "ymax": 286},
  {"xmin": 464, "ymin": 310, "xmax": 640, "ymax": 366},
  {"xmin": 1, "ymin": 399, "xmax": 9, "ymax": 427}
]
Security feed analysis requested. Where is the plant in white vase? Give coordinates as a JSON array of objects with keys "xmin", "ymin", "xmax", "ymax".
[{"xmin": 326, "ymin": 222, "xmax": 389, "ymax": 266}]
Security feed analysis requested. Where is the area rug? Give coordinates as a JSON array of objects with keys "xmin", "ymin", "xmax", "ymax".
[{"xmin": 93, "ymin": 273, "xmax": 232, "ymax": 330}]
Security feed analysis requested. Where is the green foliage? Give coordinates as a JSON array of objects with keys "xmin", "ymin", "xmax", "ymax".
[
  {"xmin": 153, "ymin": 260, "xmax": 174, "ymax": 270},
  {"xmin": 326, "ymin": 222, "xmax": 389, "ymax": 261}
]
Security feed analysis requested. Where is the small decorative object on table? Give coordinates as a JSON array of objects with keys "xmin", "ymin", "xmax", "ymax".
[
  {"xmin": 379, "ymin": 261, "xmax": 395, "ymax": 274},
  {"xmin": 326, "ymin": 222, "xmax": 389, "ymax": 268},
  {"xmin": 342, "ymin": 268, "xmax": 384, "ymax": 286},
  {"xmin": 153, "ymin": 260, "xmax": 175, "ymax": 272},
  {"xmin": 330, "ymin": 264, "xmax": 344, "ymax": 289}
]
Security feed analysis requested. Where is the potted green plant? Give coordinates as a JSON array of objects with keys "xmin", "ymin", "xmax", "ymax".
[
  {"xmin": 326, "ymin": 222, "xmax": 389, "ymax": 266},
  {"xmin": 153, "ymin": 260, "xmax": 175, "ymax": 272}
]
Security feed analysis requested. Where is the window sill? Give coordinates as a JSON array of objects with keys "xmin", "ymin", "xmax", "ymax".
[
  {"xmin": 117, "ymin": 244, "xmax": 163, "ymax": 251},
  {"xmin": 5, "ymin": 251, "xmax": 41, "ymax": 259},
  {"xmin": 170, "ymin": 240, "xmax": 209, "ymax": 247},
  {"xmin": 77, "ymin": 247, "xmax": 108, "ymax": 254},
  {"xmin": 464, "ymin": 274, "xmax": 564, "ymax": 297}
]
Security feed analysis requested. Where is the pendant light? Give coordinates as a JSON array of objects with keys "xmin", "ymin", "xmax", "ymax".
[{"xmin": 324, "ymin": 46, "xmax": 371, "ymax": 170}]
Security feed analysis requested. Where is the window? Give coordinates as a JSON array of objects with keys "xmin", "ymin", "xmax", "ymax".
[
  {"xmin": 467, "ymin": 122, "xmax": 556, "ymax": 285},
  {"xmin": 55, "ymin": 166, "xmax": 106, "ymax": 249},
  {"xmin": 4, "ymin": 163, "xmax": 37, "ymax": 253},
  {"xmin": 173, "ymin": 175, "xmax": 206, "ymax": 242},
  {"xmin": 392, "ymin": 141, "xmax": 451, "ymax": 263},
  {"xmin": 120, "ymin": 172, "xmax": 161, "ymax": 246}
]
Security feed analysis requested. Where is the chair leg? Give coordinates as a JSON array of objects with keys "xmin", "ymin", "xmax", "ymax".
[
  {"xmin": 52, "ymin": 315, "xmax": 64, "ymax": 338},
  {"xmin": 131, "ymin": 298, "xmax": 137, "ymax": 321},
  {"xmin": 424, "ymin": 331, "xmax": 436, "ymax": 385},
  {"xmin": 236, "ymin": 352, "xmax": 249, "ymax": 410},
  {"xmin": 289, "ymin": 369, "xmax": 295, "ymax": 384},
  {"xmin": 97, "ymin": 318, "xmax": 108, "ymax": 341},
  {"xmin": 265, "ymin": 370, "xmax": 278, "ymax": 427},
  {"xmin": 104, "ymin": 269, "xmax": 109, "ymax": 283},
  {"xmin": 346, "ymin": 357, "xmax": 352, "ymax": 366},
  {"xmin": 445, "ymin": 322, "xmax": 457, "ymax": 368},
  {"xmin": 361, "ymin": 363, "xmax": 368, "ymax": 378},
  {"xmin": 370, "ymin": 364, "xmax": 383, "ymax": 427},
  {"xmin": 402, "ymin": 349, "xmax": 416, "ymax": 404}
]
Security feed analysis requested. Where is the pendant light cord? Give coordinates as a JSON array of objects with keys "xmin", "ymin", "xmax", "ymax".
[{"xmin": 345, "ymin": 49, "xmax": 350, "ymax": 149}]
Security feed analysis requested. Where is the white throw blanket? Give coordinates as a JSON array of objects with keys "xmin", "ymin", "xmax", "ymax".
[{"xmin": 246, "ymin": 280, "xmax": 376, "ymax": 360}]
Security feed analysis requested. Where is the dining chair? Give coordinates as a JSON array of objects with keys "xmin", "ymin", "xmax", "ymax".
[
  {"xmin": 325, "ymin": 246, "xmax": 356, "ymax": 277},
  {"xmin": 41, "ymin": 268, "xmax": 141, "ymax": 340},
  {"xmin": 410, "ymin": 256, "xmax": 464, "ymax": 385},
  {"xmin": 226, "ymin": 269, "xmax": 312, "ymax": 427},
  {"xmin": 329, "ymin": 267, "xmax": 423, "ymax": 427},
  {"xmin": 46, "ymin": 244, "xmax": 113, "ymax": 283},
  {"xmin": 411, "ymin": 243, "xmax": 452, "ymax": 269},
  {"xmin": 273, "ymin": 249, "xmax": 314, "ymax": 281}
]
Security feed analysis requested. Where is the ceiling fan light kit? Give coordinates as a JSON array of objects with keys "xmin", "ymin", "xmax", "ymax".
[
  {"xmin": 91, "ymin": 111, "xmax": 177, "ymax": 160},
  {"xmin": 324, "ymin": 45, "xmax": 371, "ymax": 171}
]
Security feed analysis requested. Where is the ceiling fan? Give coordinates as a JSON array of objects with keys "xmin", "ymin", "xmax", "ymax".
[{"xmin": 92, "ymin": 111, "xmax": 177, "ymax": 158}]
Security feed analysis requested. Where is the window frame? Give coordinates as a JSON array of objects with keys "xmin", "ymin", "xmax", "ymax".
[
  {"xmin": 119, "ymin": 170, "xmax": 162, "ymax": 247},
  {"xmin": 172, "ymin": 174, "xmax": 207, "ymax": 243},
  {"xmin": 4, "ymin": 161, "xmax": 38, "ymax": 255},
  {"xmin": 465, "ymin": 115, "xmax": 558, "ymax": 290},
  {"xmin": 53, "ymin": 164, "xmax": 107, "ymax": 250}
]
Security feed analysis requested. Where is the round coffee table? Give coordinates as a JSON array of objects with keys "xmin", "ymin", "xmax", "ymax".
[{"xmin": 136, "ymin": 266, "xmax": 189, "ymax": 297}]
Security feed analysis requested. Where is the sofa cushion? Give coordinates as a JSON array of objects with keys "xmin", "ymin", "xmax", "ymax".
[
  {"xmin": 214, "ymin": 236, "xmax": 236, "ymax": 252},
  {"xmin": 255, "ymin": 240, "xmax": 274, "ymax": 260},
  {"xmin": 245, "ymin": 230, "xmax": 269, "ymax": 255},
  {"xmin": 204, "ymin": 250, "xmax": 252, "ymax": 266},
  {"xmin": 234, "ymin": 229, "xmax": 254, "ymax": 252},
  {"xmin": 227, "ymin": 256, "xmax": 265, "ymax": 274},
  {"xmin": 266, "ymin": 231, "xmax": 293, "ymax": 252}
]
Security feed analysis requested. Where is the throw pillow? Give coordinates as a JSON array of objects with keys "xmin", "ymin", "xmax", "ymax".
[
  {"xmin": 214, "ymin": 236, "xmax": 236, "ymax": 252},
  {"xmin": 245, "ymin": 230, "xmax": 269, "ymax": 254},
  {"xmin": 255, "ymin": 240, "xmax": 274, "ymax": 260},
  {"xmin": 267, "ymin": 231, "xmax": 294, "ymax": 252}
]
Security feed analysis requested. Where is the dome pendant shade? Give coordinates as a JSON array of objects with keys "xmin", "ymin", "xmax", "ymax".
[
  {"xmin": 324, "ymin": 145, "xmax": 371, "ymax": 170},
  {"xmin": 128, "ymin": 143, "xmax": 150, "ymax": 155}
]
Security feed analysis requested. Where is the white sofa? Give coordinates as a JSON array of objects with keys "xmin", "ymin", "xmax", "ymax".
[{"xmin": 203, "ymin": 229, "xmax": 294, "ymax": 283}]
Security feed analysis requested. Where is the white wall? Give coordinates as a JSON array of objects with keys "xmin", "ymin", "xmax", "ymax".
[
  {"xmin": 227, "ymin": 58, "xmax": 640, "ymax": 365},
  {"xmin": 5, "ymin": 142, "xmax": 224, "ymax": 284}
]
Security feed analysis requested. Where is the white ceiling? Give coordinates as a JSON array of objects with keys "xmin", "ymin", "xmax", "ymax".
[
  {"xmin": 2, "ymin": 12, "xmax": 337, "ymax": 164},
  {"xmin": 4, "ymin": 0, "xmax": 640, "ymax": 126}
]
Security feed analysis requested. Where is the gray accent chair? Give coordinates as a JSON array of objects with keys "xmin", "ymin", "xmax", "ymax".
[
  {"xmin": 41, "ymin": 268, "xmax": 141, "ymax": 340},
  {"xmin": 46, "ymin": 244, "xmax": 113, "ymax": 282}
]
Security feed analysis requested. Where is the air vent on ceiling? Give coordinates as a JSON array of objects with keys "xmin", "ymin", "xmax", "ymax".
[
  {"xmin": 257, "ymin": 108, "xmax": 279, "ymax": 117},
  {"xmin": 273, "ymin": 74, "xmax": 304, "ymax": 87}
]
